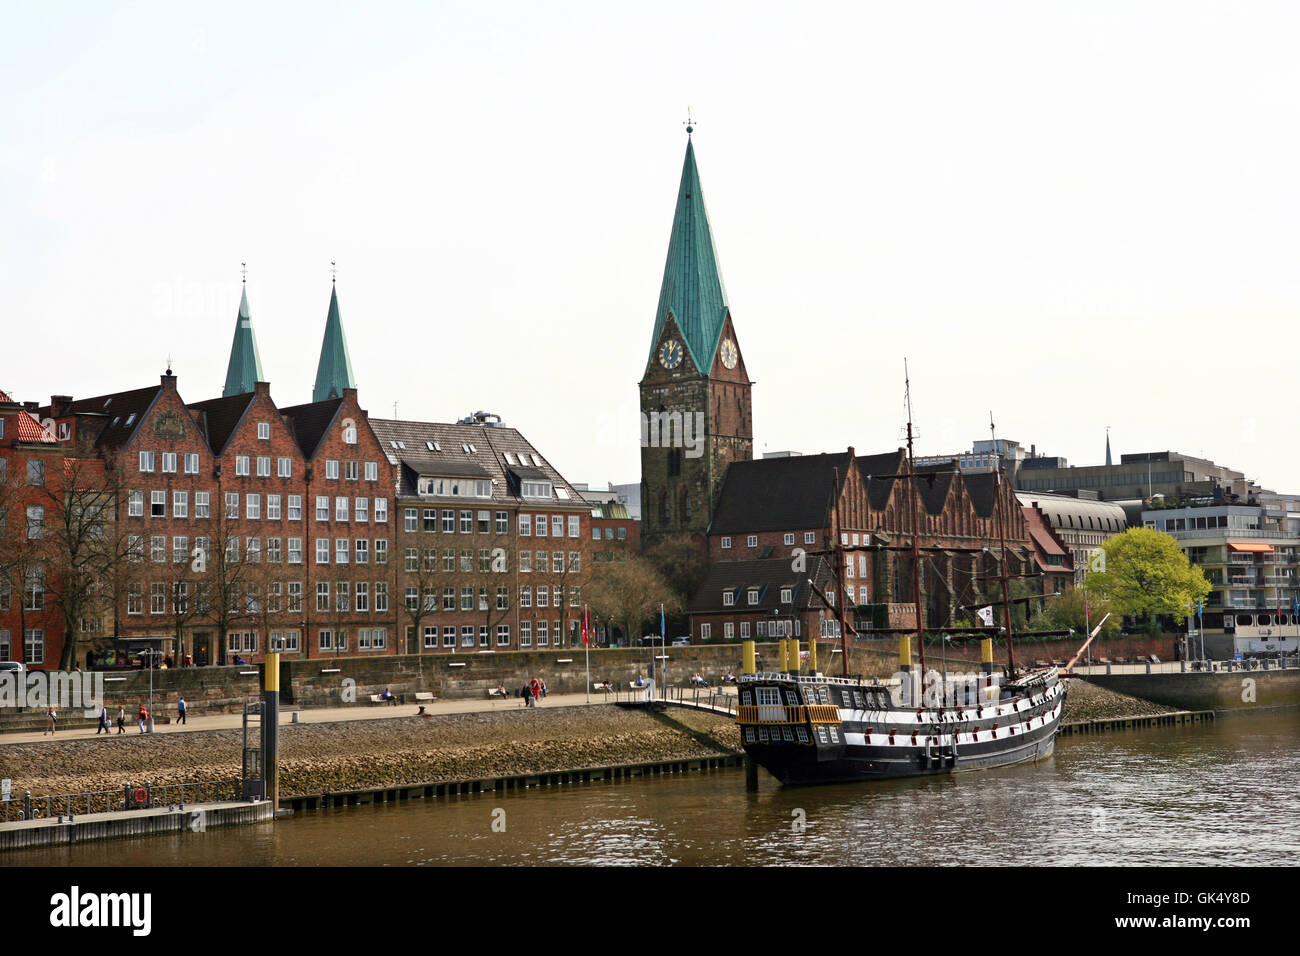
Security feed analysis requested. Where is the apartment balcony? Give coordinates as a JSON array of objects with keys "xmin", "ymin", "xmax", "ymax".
[
  {"xmin": 1229, "ymin": 554, "xmax": 1257, "ymax": 565},
  {"xmin": 1263, "ymin": 575, "xmax": 1295, "ymax": 587},
  {"xmin": 1230, "ymin": 575, "xmax": 1258, "ymax": 587}
]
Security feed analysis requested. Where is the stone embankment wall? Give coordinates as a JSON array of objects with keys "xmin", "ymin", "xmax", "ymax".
[
  {"xmin": 0, "ymin": 705, "xmax": 743, "ymax": 802},
  {"xmin": 1081, "ymin": 667, "xmax": 1300, "ymax": 713}
]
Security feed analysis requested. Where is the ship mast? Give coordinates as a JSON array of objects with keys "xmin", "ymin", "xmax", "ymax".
[
  {"xmin": 832, "ymin": 467, "xmax": 851, "ymax": 677},
  {"xmin": 990, "ymin": 412, "xmax": 1018, "ymax": 678},
  {"xmin": 904, "ymin": 363, "xmax": 927, "ymax": 690}
]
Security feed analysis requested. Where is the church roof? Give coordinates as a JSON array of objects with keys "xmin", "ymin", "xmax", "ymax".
[
  {"xmin": 709, "ymin": 452, "xmax": 853, "ymax": 534},
  {"xmin": 648, "ymin": 136, "xmax": 730, "ymax": 373},
  {"xmin": 313, "ymin": 284, "xmax": 356, "ymax": 403},
  {"xmin": 222, "ymin": 285, "xmax": 264, "ymax": 397}
]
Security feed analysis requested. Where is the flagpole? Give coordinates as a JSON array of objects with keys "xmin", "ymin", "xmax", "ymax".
[
  {"xmin": 584, "ymin": 603, "xmax": 591, "ymax": 704},
  {"xmin": 660, "ymin": 602, "xmax": 666, "ymax": 702}
]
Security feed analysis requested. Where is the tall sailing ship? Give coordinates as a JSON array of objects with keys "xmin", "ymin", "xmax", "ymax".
[{"xmin": 736, "ymin": 374, "xmax": 1066, "ymax": 785}]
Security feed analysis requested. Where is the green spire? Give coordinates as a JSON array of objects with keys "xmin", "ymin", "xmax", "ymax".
[
  {"xmin": 312, "ymin": 282, "xmax": 356, "ymax": 402},
  {"xmin": 1105, "ymin": 431, "xmax": 1113, "ymax": 467},
  {"xmin": 648, "ymin": 134, "xmax": 730, "ymax": 372},
  {"xmin": 222, "ymin": 285, "xmax": 264, "ymax": 396}
]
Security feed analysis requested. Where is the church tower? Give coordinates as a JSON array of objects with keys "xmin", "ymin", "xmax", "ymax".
[
  {"xmin": 313, "ymin": 279, "xmax": 357, "ymax": 402},
  {"xmin": 640, "ymin": 128, "xmax": 753, "ymax": 546}
]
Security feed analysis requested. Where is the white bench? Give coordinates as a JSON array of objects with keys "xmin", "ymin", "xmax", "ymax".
[{"xmin": 414, "ymin": 692, "xmax": 436, "ymax": 702}]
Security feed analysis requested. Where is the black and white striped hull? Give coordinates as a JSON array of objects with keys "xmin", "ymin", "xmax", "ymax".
[{"xmin": 738, "ymin": 672, "xmax": 1066, "ymax": 787}]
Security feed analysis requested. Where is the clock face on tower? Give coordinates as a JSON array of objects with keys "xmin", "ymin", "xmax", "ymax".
[
  {"xmin": 657, "ymin": 339, "xmax": 684, "ymax": 370},
  {"xmin": 720, "ymin": 338, "xmax": 738, "ymax": 370}
]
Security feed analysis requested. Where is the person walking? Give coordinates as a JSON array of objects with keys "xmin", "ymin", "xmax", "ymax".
[
  {"xmin": 177, "ymin": 697, "xmax": 187, "ymax": 725},
  {"xmin": 44, "ymin": 706, "xmax": 57, "ymax": 735},
  {"xmin": 137, "ymin": 704, "xmax": 149, "ymax": 734},
  {"xmin": 116, "ymin": 706, "xmax": 126, "ymax": 734},
  {"xmin": 96, "ymin": 704, "xmax": 110, "ymax": 734},
  {"xmin": 521, "ymin": 682, "xmax": 533, "ymax": 708}
]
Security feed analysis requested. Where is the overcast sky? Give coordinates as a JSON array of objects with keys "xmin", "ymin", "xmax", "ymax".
[{"xmin": 4, "ymin": 1, "xmax": 1298, "ymax": 493}]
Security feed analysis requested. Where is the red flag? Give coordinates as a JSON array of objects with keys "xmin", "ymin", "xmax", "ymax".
[{"xmin": 582, "ymin": 607, "xmax": 590, "ymax": 645}]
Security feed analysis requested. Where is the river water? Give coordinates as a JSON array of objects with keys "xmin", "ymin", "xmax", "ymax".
[{"xmin": 10, "ymin": 714, "xmax": 1299, "ymax": 866}]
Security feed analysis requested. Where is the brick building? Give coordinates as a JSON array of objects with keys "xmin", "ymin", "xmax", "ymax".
[
  {"xmin": 370, "ymin": 414, "xmax": 594, "ymax": 654},
  {"xmin": 688, "ymin": 449, "xmax": 1034, "ymax": 642}
]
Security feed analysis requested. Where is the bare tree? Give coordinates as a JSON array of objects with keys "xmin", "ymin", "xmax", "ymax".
[{"xmin": 585, "ymin": 553, "xmax": 680, "ymax": 644}]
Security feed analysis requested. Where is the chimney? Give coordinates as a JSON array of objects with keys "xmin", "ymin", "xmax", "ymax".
[
  {"xmin": 255, "ymin": 381, "xmax": 270, "ymax": 397},
  {"xmin": 50, "ymin": 395, "xmax": 72, "ymax": 417},
  {"xmin": 161, "ymin": 370, "xmax": 177, "ymax": 390}
]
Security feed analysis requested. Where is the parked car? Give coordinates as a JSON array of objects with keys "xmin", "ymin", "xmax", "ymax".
[{"xmin": 672, "ymin": 637, "xmax": 691, "ymax": 646}]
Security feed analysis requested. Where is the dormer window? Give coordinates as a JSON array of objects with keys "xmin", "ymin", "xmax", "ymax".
[
  {"xmin": 505, "ymin": 452, "xmax": 517, "ymax": 466},
  {"xmin": 781, "ymin": 588, "xmax": 793, "ymax": 604},
  {"xmin": 521, "ymin": 480, "xmax": 552, "ymax": 499},
  {"xmin": 426, "ymin": 441, "xmax": 435, "ymax": 451},
  {"xmin": 747, "ymin": 589, "xmax": 759, "ymax": 606},
  {"xmin": 722, "ymin": 590, "xmax": 735, "ymax": 607},
  {"xmin": 125, "ymin": 413, "xmax": 137, "ymax": 427},
  {"xmin": 433, "ymin": 442, "xmax": 441, "ymax": 452},
  {"xmin": 462, "ymin": 443, "xmax": 470, "ymax": 454}
]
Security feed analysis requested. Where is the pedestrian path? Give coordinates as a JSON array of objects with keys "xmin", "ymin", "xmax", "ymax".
[{"xmin": 1, "ymin": 691, "xmax": 622, "ymax": 745}]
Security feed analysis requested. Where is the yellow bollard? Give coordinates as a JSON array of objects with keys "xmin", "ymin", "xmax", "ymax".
[
  {"xmin": 981, "ymin": 637, "xmax": 994, "ymax": 675},
  {"xmin": 264, "ymin": 652, "xmax": 280, "ymax": 692},
  {"xmin": 809, "ymin": 637, "xmax": 818, "ymax": 674},
  {"xmin": 899, "ymin": 635, "xmax": 912, "ymax": 672},
  {"xmin": 777, "ymin": 639, "xmax": 787, "ymax": 673},
  {"xmin": 743, "ymin": 640, "xmax": 756, "ymax": 675}
]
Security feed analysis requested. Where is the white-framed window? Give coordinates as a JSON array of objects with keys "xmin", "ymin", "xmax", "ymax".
[
  {"xmin": 784, "ymin": 533, "xmax": 794, "ymax": 545},
  {"xmin": 151, "ymin": 490, "xmax": 166, "ymax": 518},
  {"xmin": 258, "ymin": 422, "xmax": 270, "ymax": 440},
  {"xmin": 345, "ymin": 460, "xmax": 359, "ymax": 481},
  {"xmin": 335, "ymin": 538, "xmax": 349, "ymax": 564},
  {"xmin": 724, "ymin": 622, "xmax": 735, "ymax": 639},
  {"xmin": 127, "ymin": 584, "xmax": 143, "ymax": 615},
  {"xmin": 128, "ymin": 490, "xmax": 144, "ymax": 516},
  {"xmin": 520, "ymin": 622, "xmax": 532, "ymax": 647},
  {"xmin": 316, "ymin": 539, "xmax": 330, "ymax": 564},
  {"xmin": 173, "ymin": 491, "xmax": 188, "ymax": 518},
  {"xmin": 161, "ymin": 452, "xmax": 177, "ymax": 473},
  {"xmin": 701, "ymin": 623, "xmax": 711, "ymax": 640},
  {"xmin": 196, "ymin": 491, "xmax": 210, "ymax": 518},
  {"xmin": 781, "ymin": 587, "xmax": 793, "ymax": 604},
  {"xmin": 520, "ymin": 551, "xmax": 532, "ymax": 573},
  {"xmin": 592, "ymin": 528, "xmax": 601, "ymax": 541},
  {"xmin": 552, "ymin": 515, "xmax": 563, "ymax": 537},
  {"xmin": 722, "ymin": 590, "xmax": 734, "ymax": 607},
  {"xmin": 461, "ymin": 626, "xmax": 475, "ymax": 647},
  {"xmin": 336, "ymin": 497, "xmax": 349, "ymax": 522},
  {"xmin": 537, "ymin": 621, "xmax": 549, "ymax": 647},
  {"xmin": 423, "ymin": 625, "xmax": 438, "ymax": 649},
  {"xmin": 316, "ymin": 582, "xmax": 331, "ymax": 611},
  {"xmin": 225, "ymin": 492, "xmax": 239, "ymax": 518},
  {"xmin": 355, "ymin": 497, "xmax": 369, "ymax": 522},
  {"xmin": 375, "ymin": 498, "xmax": 388, "ymax": 523},
  {"xmin": 460, "ymin": 510, "xmax": 472, "ymax": 533},
  {"xmin": 375, "ymin": 539, "xmax": 388, "ymax": 565},
  {"xmin": 804, "ymin": 532, "xmax": 816, "ymax": 544},
  {"xmin": 235, "ymin": 455, "xmax": 250, "ymax": 476},
  {"xmin": 519, "ymin": 586, "xmax": 532, "ymax": 608},
  {"xmin": 520, "ymin": 514, "xmax": 531, "ymax": 536},
  {"xmin": 568, "ymin": 515, "xmax": 580, "ymax": 537},
  {"xmin": 375, "ymin": 582, "xmax": 389, "ymax": 612},
  {"xmin": 288, "ymin": 538, "xmax": 303, "ymax": 564},
  {"xmin": 343, "ymin": 426, "xmax": 357, "ymax": 446},
  {"xmin": 150, "ymin": 582, "xmax": 167, "ymax": 614},
  {"xmin": 24, "ymin": 629, "xmax": 44, "ymax": 665},
  {"xmin": 316, "ymin": 496, "xmax": 329, "ymax": 520},
  {"xmin": 365, "ymin": 461, "xmax": 378, "ymax": 481},
  {"xmin": 318, "ymin": 629, "xmax": 335, "ymax": 651},
  {"xmin": 257, "ymin": 456, "xmax": 271, "ymax": 477},
  {"xmin": 246, "ymin": 493, "xmax": 260, "ymax": 520},
  {"xmin": 267, "ymin": 494, "xmax": 281, "ymax": 520},
  {"xmin": 356, "ymin": 539, "xmax": 369, "ymax": 564},
  {"xmin": 335, "ymin": 581, "xmax": 350, "ymax": 612},
  {"xmin": 747, "ymin": 589, "xmax": 759, "ymax": 605},
  {"xmin": 721, "ymin": 536, "xmax": 732, "ymax": 549},
  {"xmin": 151, "ymin": 535, "xmax": 166, "ymax": 562},
  {"xmin": 537, "ymin": 586, "xmax": 549, "ymax": 608},
  {"xmin": 185, "ymin": 453, "xmax": 200, "ymax": 474},
  {"xmin": 287, "ymin": 582, "xmax": 303, "ymax": 614},
  {"xmin": 139, "ymin": 451, "xmax": 155, "ymax": 472},
  {"xmin": 356, "ymin": 582, "xmax": 369, "ymax": 612},
  {"xmin": 740, "ymin": 621, "xmax": 750, "ymax": 638},
  {"xmin": 173, "ymin": 536, "xmax": 188, "ymax": 563},
  {"xmin": 497, "ymin": 624, "xmax": 510, "ymax": 646},
  {"xmin": 325, "ymin": 460, "xmax": 339, "ymax": 480},
  {"xmin": 277, "ymin": 457, "xmax": 292, "ymax": 478},
  {"xmin": 747, "ymin": 535, "xmax": 758, "ymax": 548},
  {"xmin": 405, "ymin": 508, "xmax": 418, "ymax": 532},
  {"xmin": 442, "ymin": 510, "xmax": 455, "ymax": 532},
  {"xmin": 496, "ymin": 511, "xmax": 509, "ymax": 533},
  {"xmin": 266, "ymin": 538, "xmax": 282, "ymax": 563}
]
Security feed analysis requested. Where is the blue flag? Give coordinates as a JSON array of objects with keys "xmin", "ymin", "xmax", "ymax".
[{"xmin": 660, "ymin": 607, "xmax": 666, "ymax": 639}]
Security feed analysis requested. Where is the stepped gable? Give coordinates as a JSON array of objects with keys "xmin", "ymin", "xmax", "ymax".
[
  {"xmin": 280, "ymin": 397, "xmax": 345, "ymax": 461},
  {"xmin": 187, "ymin": 392, "xmax": 257, "ymax": 456}
]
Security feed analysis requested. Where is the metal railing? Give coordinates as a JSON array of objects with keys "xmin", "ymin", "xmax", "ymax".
[
  {"xmin": 1068, "ymin": 657, "xmax": 1299, "ymax": 676},
  {"xmin": 0, "ymin": 778, "xmax": 241, "ymax": 823},
  {"xmin": 736, "ymin": 704, "xmax": 842, "ymax": 725}
]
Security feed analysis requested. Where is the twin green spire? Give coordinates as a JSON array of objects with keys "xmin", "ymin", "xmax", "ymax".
[
  {"xmin": 648, "ymin": 134, "xmax": 730, "ymax": 373},
  {"xmin": 312, "ymin": 282, "xmax": 356, "ymax": 402},
  {"xmin": 222, "ymin": 285, "xmax": 265, "ymax": 396},
  {"xmin": 220, "ymin": 278, "xmax": 356, "ymax": 401}
]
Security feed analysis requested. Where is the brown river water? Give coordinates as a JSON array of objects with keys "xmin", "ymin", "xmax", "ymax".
[{"xmin": 8, "ymin": 713, "xmax": 1298, "ymax": 866}]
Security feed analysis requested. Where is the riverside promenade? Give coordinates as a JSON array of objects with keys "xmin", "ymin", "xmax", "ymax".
[{"xmin": 0, "ymin": 690, "xmax": 629, "ymax": 746}]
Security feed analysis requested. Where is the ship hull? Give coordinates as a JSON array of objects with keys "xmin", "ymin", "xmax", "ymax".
[{"xmin": 738, "ymin": 670, "xmax": 1065, "ymax": 787}]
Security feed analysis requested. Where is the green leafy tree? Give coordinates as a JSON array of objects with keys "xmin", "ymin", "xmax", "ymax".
[
  {"xmin": 1084, "ymin": 527, "xmax": 1211, "ymax": 625},
  {"xmin": 1027, "ymin": 587, "xmax": 1121, "ymax": 639}
]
